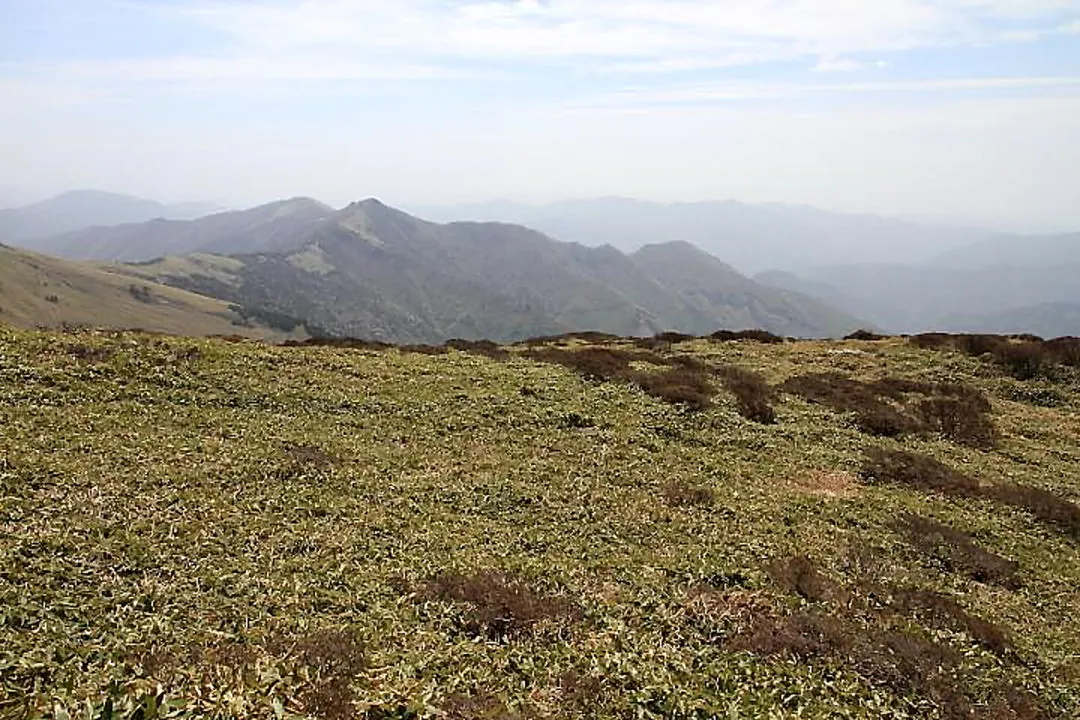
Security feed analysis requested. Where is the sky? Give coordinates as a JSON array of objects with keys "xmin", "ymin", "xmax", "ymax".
[{"xmin": 2, "ymin": 0, "xmax": 1079, "ymax": 231}]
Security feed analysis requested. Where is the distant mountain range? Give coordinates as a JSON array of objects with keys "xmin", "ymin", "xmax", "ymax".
[
  {"xmin": 5, "ymin": 190, "xmax": 1077, "ymax": 340},
  {"xmin": 106, "ymin": 199, "xmax": 863, "ymax": 342},
  {"xmin": 0, "ymin": 190, "xmax": 220, "ymax": 243},
  {"xmin": 412, "ymin": 197, "xmax": 999, "ymax": 275}
]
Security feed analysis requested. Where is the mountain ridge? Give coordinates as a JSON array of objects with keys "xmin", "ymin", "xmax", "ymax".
[{"xmin": 111, "ymin": 198, "xmax": 866, "ymax": 342}]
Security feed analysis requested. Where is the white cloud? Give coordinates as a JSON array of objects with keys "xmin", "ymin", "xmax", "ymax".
[
  {"xmin": 814, "ymin": 56, "xmax": 865, "ymax": 72},
  {"xmin": 564, "ymin": 76, "xmax": 1080, "ymax": 111},
  {"xmin": 77, "ymin": 0, "xmax": 1079, "ymax": 83}
]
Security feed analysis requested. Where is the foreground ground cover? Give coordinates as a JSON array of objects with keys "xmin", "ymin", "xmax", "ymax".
[{"xmin": 1, "ymin": 326, "xmax": 1078, "ymax": 718}]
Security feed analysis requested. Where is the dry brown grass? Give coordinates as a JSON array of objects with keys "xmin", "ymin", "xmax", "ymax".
[{"xmin": 788, "ymin": 470, "xmax": 860, "ymax": 500}]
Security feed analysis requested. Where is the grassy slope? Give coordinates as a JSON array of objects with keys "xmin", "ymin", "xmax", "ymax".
[
  {"xmin": 1, "ymin": 327, "xmax": 1078, "ymax": 718},
  {"xmin": 0, "ymin": 245, "xmax": 279, "ymax": 338}
]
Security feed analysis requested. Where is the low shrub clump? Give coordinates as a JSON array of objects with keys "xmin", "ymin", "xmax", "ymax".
[
  {"xmin": 765, "ymin": 555, "xmax": 842, "ymax": 603},
  {"xmin": 709, "ymin": 329, "xmax": 786, "ymax": 344},
  {"xmin": 662, "ymin": 480, "xmax": 715, "ymax": 508},
  {"xmin": 714, "ymin": 365, "xmax": 777, "ymax": 424},
  {"xmin": 844, "ymin": 329, "xmax": 887, "ymax": 341},
  {"xmin": 890, "ymin": 588, "xmax": 1012, "ymax": 655},
  {"xmin": 909, "ymin": 332, "xmax": 1080, "ymax": 380},
  {"xmin": 445, "ymin": 338, "xmax": 509, "ymax": 361},
  {"xmin": 524, "ymin": 346, "xmax": 718, "ymax": 409},
  {"xmin": 783, "ymin": 373, "xmax": 996, "ymax": 448},
  {"xmin": 633, "ymin": 331, "xmax": 697, "ymax": 350},
  {"xmin": 990, "ymin": 483, "xmax": 1080, "ymax": 541},
  {"xmin": 893, "ymin": 513, "xmax": 1020, "ymax": 587},
  {"xmin": 424, "ymin": 571, "xmax": 582, "ymax": 641},
  {"xmin": 631, "ymin": 367, "xmax": 716, "ymax": 410},
  {"xmin": 860, "ymin": 448, "xmax": 983, "ymax": 498},
  {"xmin": 864, "ymin": 448, "xmax": 1080, "ymax": 542}
]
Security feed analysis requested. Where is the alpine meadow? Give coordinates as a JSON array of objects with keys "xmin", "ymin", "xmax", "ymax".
[
  {"xmin": 2, "ymin": 327, "xmax": 1078, "ymax": 718},
  {"xmin": 4, "ymin": 0, "xmax": 1080, "ymax": 718}
]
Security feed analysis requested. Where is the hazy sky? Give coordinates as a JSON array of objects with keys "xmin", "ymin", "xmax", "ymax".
[{"xmin": 2, "ymin": 0, "xmax": 1080, "ymax": 230}]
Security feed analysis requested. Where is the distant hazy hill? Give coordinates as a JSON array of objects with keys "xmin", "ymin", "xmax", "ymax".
[
  {"xmin": 20, "ymin": 197, "xmax": 333, "ymax": 262},
  {"xmin": 412, "ymin": 197, "xmax": 995, "ymax": 274},
  {"xmin": 0, "ymin": 244, "xmax": 281, "ymax": 337},
  {"xmin": 0, "ymin": 190, "xmax": 220, "ymax": 243},
  {"xmin": 938, "ymin": 302, "xmax": 1080, "ymax": 338},
  {"xmin": 932, "ymin": 232, "xmax": 1080, "ymax": 269},
  {"xmin": 116, "ymin": 199, "xmax": 864, "ymax": 342},
  {"xmin": 757, "ymin": 263, "xmax": 1080, "ymax": 336}
]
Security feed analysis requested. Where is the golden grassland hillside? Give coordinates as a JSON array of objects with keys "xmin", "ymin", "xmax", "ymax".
[
  {"xmin": 0, "ymin": 245, "xmax": 282, "ymax": 339},
  {"xmin": 1, "ymin": 325, "xmax": 1078, "ymax": 719}
]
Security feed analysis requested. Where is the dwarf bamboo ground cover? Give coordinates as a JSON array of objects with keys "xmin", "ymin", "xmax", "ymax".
[{"xmin": 1, "ymin": 326, "xmax": 1078, "ymax": 719}]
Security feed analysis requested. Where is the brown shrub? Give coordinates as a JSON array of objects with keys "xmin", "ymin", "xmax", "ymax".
[
  {"xmin": 445, "ymin": 338, "xmax": 509, "ymax": 361},
  {"xmin": 710, "ymin": 329, "xmax": 785, "ymax": 344},
  {"xmin": 524, "ymin": 346, "xmax": 715, "ymax": 408},
  {"xmin": 523, "ymin": 346, "xmax": 637, "ymax": 381},
  {"xmin": 893, "ymin": 513, "xmax": 1019, "ymax": 587},
  {"xmin": 714, "ymin": 365, "xmax": 776, "ymax": 423},
  {"xmin": 400, "ymin": 344, "xmax": 448, "ymax": 356},
  {"xmin": 954, "ymin": 334, "xmax": 1009, "ymax": 358},
  {"xmin": 733, "ymin": 612, "xmax": 850, "ymax": 658},
  {"xmin": 990, "ymin": 483, "xmax": 1080, "ymax": 541},
  {"xmin": 1044, "ymin": 336, "xmax": 1080, "ymax": 367},
  {"xmin": 783, "ymin": 373, "xmax": 920, "ymax": 437},
  {"xmin": 285, "ymin": 444, "xmax": 339, "ymax": 468},
  {"xmin": 663, "ymin": 480, "xmax": 715, "ymax": 508},
  {"xmin": 910, "ymin": 333, "xmax": 953, "ymax": 350},
  {"xmin": 786, "ymin": 373, "xmax": 998, "ymax": 446},
  {"xmin": 909, "ymin": 333, "xmax": 1070, "ymax": 381},
  {"xmin": 520, "ymin": 330, "xmax": 620, "ymax": 346},
  {"xmin": 292, "ymin": 629, "xmax": 367, "ymax": 720},
  {"xmin": 67, "ymin": 344, "xmax": 114, "ymax": 362},
  {"xmin": 845, "ymin": 329, "xmax": 887, "ymax": 341},
  {"xmin": 916, "ymin": 396, "xmax": 997, "ymax": 449},
  {"xmin": 987, "ymin": 686, "xmax": 1051, "ymax": 720},
  {"xmin": 891, "ymin": 588, "xmax": 1011, "ymax": 655},
  {"xmin": 854, "ymin": 404, "xmax": 924, "ymax": 437},
  {"xmin": 634, "ymin": 331, "xmax": 697, "ymax": 350},
  {"xmin": 766, "ymin": 555, "xmax": 842, "ymax": 603},
  {"xmin": 853, "ymin": 629, "xmax": 963, "ymax": 695},
  {"xmin": 283, "ymin": 337, "xmax": 394, "ymax": 351},
  {"xmin": 441, "ymin": 693, "xmax": 518, "ymax": 720},
  {"xmin": 860, "ymin": 448, "xmax": 982, "ymax": 498},
  {"xmin": 425, "ymin": 571, "xmax": 582, "ymax": 641},
  {"xmin": 557, "ymin": 672, "xmax": 605, "ymax": 711},
  {"xmin": 994, "ymin": 342, "xmax": 1053, "ymax": 380},
  {"xmin": 632, "ymin": 367, "xmax": 715, "ymax": 410}
]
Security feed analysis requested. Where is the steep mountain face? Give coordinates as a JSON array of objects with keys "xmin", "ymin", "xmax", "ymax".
[
  {"xmin": 0, "ymin": 244, "xmax": 280, "ymax": 338},
  {"xmin": 0, "ymin": 190, "xmax": 219, "ymax": 243},
  {"xmin": 119, "ymin": 199, "xmax": 865, "ymax": 342},
  {"xmin": 22, "ymin": 197, "xmax": 334, "ymax": 262},
  {"xmin": 411, "ymin": 197, "xmax": 994, "ymax": 274}
]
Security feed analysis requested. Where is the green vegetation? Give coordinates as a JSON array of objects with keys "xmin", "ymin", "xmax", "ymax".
[
  {"xmin": 0, "ymin": 245, "xmax": 283, "ymax": 339},
  {"xmin": 1, "ymin": 326, "xmax": 1078, "ymax": 718}
]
